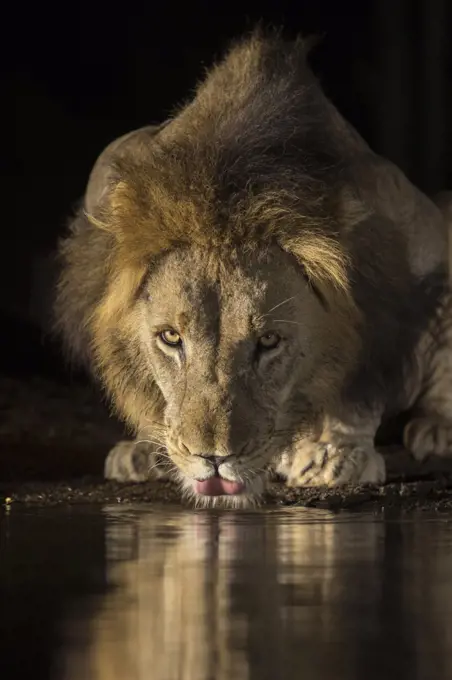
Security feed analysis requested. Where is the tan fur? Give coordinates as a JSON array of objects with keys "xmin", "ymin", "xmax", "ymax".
[{"xmin": 55, "ymin": 30, "xmax": 452, "ymax": 505}]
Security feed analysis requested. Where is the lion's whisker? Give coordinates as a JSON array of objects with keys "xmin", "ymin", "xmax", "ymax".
[
  {"xmin": 272, "ymin": 319, "xmax": 303, "ymax": 325},
  {"xmin": 135, "ymin": 437, "xmax": 166, "ymax": 447},
  {"xmin": 259, "ymin": 296, "xmax": 296, "ymax": 319}
]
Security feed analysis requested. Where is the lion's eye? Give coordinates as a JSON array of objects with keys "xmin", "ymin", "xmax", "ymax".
[
  {"xmin": 159, "ymin": 329, "xmax": 182, "ymax": 347},
  {"xmin": 257, "ymin": 332, "xmax": 281, "ymax": 351}
]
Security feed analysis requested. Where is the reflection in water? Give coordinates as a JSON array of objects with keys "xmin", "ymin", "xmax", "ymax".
[
  {"xmin": 2, "ymin": 506, "xmax": 452, "ymax": 680},
  {"xmin": 53, "ymin": 508, "xmax": 452, "ymax": 680}
]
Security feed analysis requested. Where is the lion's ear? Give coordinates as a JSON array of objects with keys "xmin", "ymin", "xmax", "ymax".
[
  {"xmin": 84, "ymin": 178, "xmax": 142, "ymax": 242},
  {"xmin": 83, "ymin": 124, "xmax": 164, "ymax": 234},
  {"xmin": 283, "ymin": 232, "xmax": 352, "ymax": 304}
]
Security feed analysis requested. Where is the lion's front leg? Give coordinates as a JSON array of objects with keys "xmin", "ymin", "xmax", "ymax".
[
  {"xmin": 403, "ymin": 292, "xmax": 452, "ymax": 462},
  {"xmin": 104, "ymin": 437, "xmax": 172, "ymax": 483},
  {"xmin": 281, "ymin": 440, "xmax": 386, "ymax": 487},
  {"xmin": 277, "ymin": 412, "xmax": 386, "ymax": 487}
]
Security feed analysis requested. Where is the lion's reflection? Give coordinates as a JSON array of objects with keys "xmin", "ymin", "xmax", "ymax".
[{"xmin": 58, "ymin": 509, "xmax": 452, "ymax": 680}]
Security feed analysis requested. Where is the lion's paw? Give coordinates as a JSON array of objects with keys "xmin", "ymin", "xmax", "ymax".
[
  {"xmin": 404, "ymin": 416, "xmax": 452, "ymax": 461},
  {"xmin": 284, "ymin": 441, "xmax": 386, "ymax": 487},
  {"xmin": 104, "ymin": 440, "xmax": 169, "ymax": 482}
]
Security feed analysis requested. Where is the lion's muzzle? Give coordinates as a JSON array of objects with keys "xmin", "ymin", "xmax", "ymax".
[{"xmin": 192, "ymin": 454, "xmax": 246, "ymax": 496}]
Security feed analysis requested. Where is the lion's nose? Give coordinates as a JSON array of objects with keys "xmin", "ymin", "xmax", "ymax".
[{"xmin": 195, "ymin": 454, "xmax": 231, "ymax": 470}]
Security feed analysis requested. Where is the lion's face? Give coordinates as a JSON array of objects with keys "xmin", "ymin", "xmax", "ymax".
[{"xmin": 136, "ymin": 245, "xmax": 339, "ymax": 504}]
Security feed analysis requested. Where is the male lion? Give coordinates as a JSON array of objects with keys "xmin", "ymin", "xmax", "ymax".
[{"xmin": 54, "ymin": 30, "xmax": 452, "ymax": 506}]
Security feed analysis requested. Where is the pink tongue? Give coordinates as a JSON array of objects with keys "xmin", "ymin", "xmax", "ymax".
[{"xmin": 195, "ymin": 477, "xmax": 245, "ymax": 496}]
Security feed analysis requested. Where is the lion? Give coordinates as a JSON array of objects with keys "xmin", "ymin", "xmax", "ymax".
[{"xmin": 54, "ymin": 29, "xmax": 452, "ymax": 507}]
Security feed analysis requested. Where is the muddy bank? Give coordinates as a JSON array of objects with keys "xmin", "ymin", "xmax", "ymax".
[
  {"xmin": 0, "ymin": 474, "xmax": 451, "ymax": 511},
  {"xmin": 3, "ymin": 451, "xmax": 452, "ymax": 512},
  {"xmin": 2, "ymin": 375, "xmax": 452, "ymax": 511}
]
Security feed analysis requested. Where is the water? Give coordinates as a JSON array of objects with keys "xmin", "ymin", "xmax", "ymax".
[{"xmin": 2, "ymin": 505, "xmax": 452, "ymax": 680}]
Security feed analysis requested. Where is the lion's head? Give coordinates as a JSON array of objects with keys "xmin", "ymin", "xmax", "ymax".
[
  {"xmin": 129, "ymin": 244, "xmax": 359, "ymax": 502},
  {"xmin": 81, "ymin": 180, "xmax": 359, "ymax": 504},
  {"xmin": 59, "ymin": 30, "xmax": 424, "ymax": 505}
]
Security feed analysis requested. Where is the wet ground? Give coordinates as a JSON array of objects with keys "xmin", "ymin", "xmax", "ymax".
[
  {"xmin": 4, "ymin": 468, "xmax": 452, "ymax": 512},
  {"xmin": 2, "ymin": 504, "xmax": 452, "ymax": 680}
]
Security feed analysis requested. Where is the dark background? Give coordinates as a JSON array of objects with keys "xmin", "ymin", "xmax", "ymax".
[{"xmin": 6, "ymin": 0, "xmax": 452, "ymax": 379}]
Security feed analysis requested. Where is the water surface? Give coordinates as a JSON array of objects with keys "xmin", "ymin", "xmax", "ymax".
[{"xmin": 1, "ymin": 504, "xmax": 452, "ymax": 679}]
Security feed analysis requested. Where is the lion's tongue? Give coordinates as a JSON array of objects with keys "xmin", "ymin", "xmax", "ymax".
[{"xmin": 195, "ymin": 478, "xmax": 245, "ymax": 496}]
